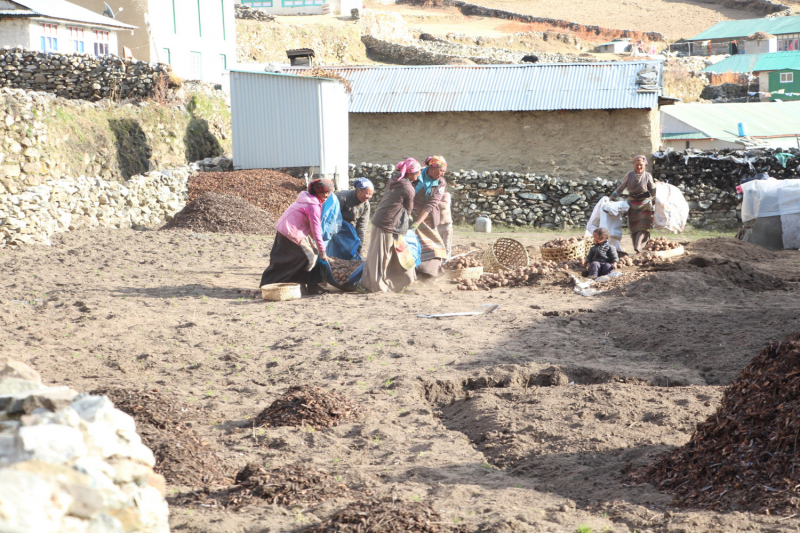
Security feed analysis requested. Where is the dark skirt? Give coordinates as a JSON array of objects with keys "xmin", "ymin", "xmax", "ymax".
[
  {"xmin": 260, "ymin": 232, "xmax": 323, "ymax": 289},
  {"xmin": 627, "ymin": 199, "xmax": 654, "ymax": 234}
]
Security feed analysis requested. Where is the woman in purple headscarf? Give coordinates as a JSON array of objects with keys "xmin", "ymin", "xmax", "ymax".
[
  {"xmin": 361, "ymin": 158, "xmax": 420, "ymax": 293},
  {"xmin": 260, "ymin": 178, "xmax": 333, "ymax": 294},
  {"xmin": 335, "ymin": 177, "xmax": 374, "ymax": 257}
]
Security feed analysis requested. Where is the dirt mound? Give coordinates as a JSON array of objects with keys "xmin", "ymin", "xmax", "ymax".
[
  {"xmin": 305, "ymin": 497, "xmax": 443, "ymax": 533},
  {"xmin": 93, "ymin": 388, "xmax": 233, "ymax": 487},
  {"xmin": 188, "ymin": 169, "xmax": 305, "ymax": 220},
  {"xmin": 223, "ymin": 463, "xmax": 348, "ymax": 507},
  {"xmin": 651, "ymin": 256, "xmax": 786, "ymax": 292},
  {"xmin": 161, "ymin": 192, "xmax": 275, "ymax": 234},
  {"xmin": 686, "ymin": 238, "xmax": 778, "ymax": 262},
  {"xmin": 604, "ymin": 271, "xmax": 738, "ymax": 299},
  {"xmin": 631, "ymin": 333, "xmax": 800, "ymax": 514},
  {"xmin": 253, "ymin": 385, "xmax": 362, "ymax": 429}
]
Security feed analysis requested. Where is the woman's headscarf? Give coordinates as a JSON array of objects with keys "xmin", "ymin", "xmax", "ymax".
[
  {"xmin": 633, "ymin": 155, "xmax": 648, "ymax": 178},
  {"xmin": 353, "ymin": 177, "xmax": 374, "ymax": 190},
  {"xmin": 395, "ymin": 158, "xmax": 421, "ymax": 180},
  {"xmin": 308, "ymin": 178, "xmax": 334, "ymax": 196},
  {"xmin": 425, "ymin": 155, "xmax": 447, "ymax": 169}
]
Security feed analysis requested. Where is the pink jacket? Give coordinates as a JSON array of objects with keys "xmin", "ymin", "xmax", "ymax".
[{"xmin": 275, "ymin": 191, "xmax": 326, "ymax": 254}]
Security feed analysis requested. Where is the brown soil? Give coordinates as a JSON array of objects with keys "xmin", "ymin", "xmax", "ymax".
[
  {"xmin": 4, "ymin": 227, "xmax": 800, "ymax": 532},
  {"xmin": 161, "ymin": 193, "xmax": 276, "ymax": 235},
  {"xmin": 304, "ymin": 497, "xmax": 444, "ymax": 533},
  {"xmin": 253, "ymin": 385, "xmax": 363, "ymax": 429}
]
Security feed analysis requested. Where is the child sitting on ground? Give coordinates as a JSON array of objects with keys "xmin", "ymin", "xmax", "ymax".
[{"xmin": 585, "ymin": 228, "xmax": 619, "ymax": 279}]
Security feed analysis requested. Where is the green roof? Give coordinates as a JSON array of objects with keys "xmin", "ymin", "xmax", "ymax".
[
  {"xmin": 663, "ymin": 102, "xmax": 800, "ymax": 143},
  {"xmin": 689, "ymin": 15, "xmax": 800, "ymax": 41},
  {"xmin": 661, "ymin": 132, "xmax": 710, "ymax": 140},
  {"xmin": 701, "ymin": 51, "xmax": 800, "ymax": 73}
]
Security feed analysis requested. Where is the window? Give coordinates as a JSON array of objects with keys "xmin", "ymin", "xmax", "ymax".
[
  {"xmin": 189, "ymin": 52, "xmax": 202, "ymax": 80},
  {"xmin": 163, "ymin": 48, "xmax": 171, "ymax": 65},
  {"xmin": 781, "ymin": 72, "xmax": 794, "ymax": 83},
  {"xmin": 40, "ymin": 23, "xmax": 58, "ymax": 52},
  {"xmin": 220, "ymin": 54, "xmax": 227, "ymax": 70},
  {"xmin": 94, "ymin": 30, "xmax": 109, "ymax": 41},
  {"xmin": 94, "ymin": 43, "xmax": 109, "ymax": 56},
  {"xmin": 282, "ymin": 0, "xmax": 322, "ymax": 6},
  {"xmin": 243, "ymin": 0, "xmax": 273, "ymax": 6},
  {"xmin": 67, "ymin": 26, "xmax": 84, "ymax": 53}
]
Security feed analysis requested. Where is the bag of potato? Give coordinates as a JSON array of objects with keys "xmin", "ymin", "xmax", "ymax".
[{"xmin": 653, "ymin": 183, "xmax": 689, "ymax": 233}]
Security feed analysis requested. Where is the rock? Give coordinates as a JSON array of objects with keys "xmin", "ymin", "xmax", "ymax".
[
  {"xmin": 0, "ymin": 378, "xmax": 43, "ymax": 396},
  {"xmin": 0, "ymin": 468, "xmax": 73, "ymax": 532},
  {"xmin": 16, "ymin": 424, "xmax": 88, "ymax": 464},
  {"xmin": 559, "ymin": 193, "xmax": 581, "ymax": 205},
  {"xmin": 0, "ymin": 358, "xmax": 40, "ymax": 384}
]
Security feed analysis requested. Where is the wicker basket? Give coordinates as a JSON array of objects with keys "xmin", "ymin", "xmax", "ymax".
[
  {"xmin": 261, "ymin": 283, "xmax": 301, "ymax": 301},
  {"xmin": 445, "ymin": 266, "xmax": 484, "ymax": 281},
  {"xmin": 540, "ymin": 239, "xmax": 591, "ymax": 263},
  {"xmin": 481, "ymin": 238, "xmax": 529, "ymax": 273}
]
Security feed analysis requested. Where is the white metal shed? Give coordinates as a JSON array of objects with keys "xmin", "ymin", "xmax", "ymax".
[{"xmin": 230, "ymin": 70, "xmax": 349, "ymax": 190}]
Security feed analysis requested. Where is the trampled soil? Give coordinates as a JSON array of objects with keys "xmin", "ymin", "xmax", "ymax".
[{"xmin": 3, "ymin": 227, "xmax": 800, "ymax": 532}]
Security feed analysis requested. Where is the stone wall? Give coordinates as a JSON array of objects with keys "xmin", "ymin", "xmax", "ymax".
[
  {"xmin": 442, "ymin": 0, "xmax": 667, "ymax": 41},
  {"xmin": 350, "ymin": 160, "xmax": 742, "ymax": 230},
  {"xmin": 0, "ymin": 358, "xmax": 169, "ymax": 532},
  {"xmin": 349, "ymin": 109, "xmax": 660, "ymax": 178},
  {"xmin": 0, "ymin": 86, "xmax": 229, "ymax": 187},
  {"xmin": 0, "ymin": 166, "xmax": 191, "ymax": 247},
  {"xmin": 235, "ymin": 3, "xmax": 276, "ymax": 21},
  {"xmin": 0, "ymin": 47, "xmax": 170, "ymax": 101}
]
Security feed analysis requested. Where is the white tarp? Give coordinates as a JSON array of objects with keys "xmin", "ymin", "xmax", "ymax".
[
  {"xmin": 585, "ymin": 196, "xmax": 629, "ymax": 251},
  {"xmin": 741, "ymin": 179, "xmax": 800, "ymax": 222},
  {"xmin": 652, "ymin": 183, "xmax": 689, "ymax": 233}
]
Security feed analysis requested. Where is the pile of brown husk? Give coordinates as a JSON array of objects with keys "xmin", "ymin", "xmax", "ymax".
[
  {"xmin": 223, "ymin": 463, "xmax": 348, "ymax": 508},
  {"xmin": 297, "ymin": 68, "xmax": 353, "ymax": 94},
  {"xmin": 304, "ymin": 497, "xmax": 443, "ymax": 533},
  {"xmin": 629, "ymin": 333, "xmax": 800, "ymax": 514},
  {"xmin": 93, "ymin": 388, "xmax": 233, "ymax": 487},
  {"xmin": 187, "ymin": 169, "xmax": 305, "ymax": 220},
  {"xmin": 161, "ymin": 192, "xmax": 275, "ymax": 235},
  {"xmin": 254, "ymin": 385, "xmax": 362, "ymax": 429}
]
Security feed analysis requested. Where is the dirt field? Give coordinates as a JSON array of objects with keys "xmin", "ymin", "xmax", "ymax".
[
  {"xmin": 371, "ymin": 0, "xmax": 759, "ymax": 40},
  {"xmin": 3, "ymin": 227, "xmax": 800, "ymax": 532}
]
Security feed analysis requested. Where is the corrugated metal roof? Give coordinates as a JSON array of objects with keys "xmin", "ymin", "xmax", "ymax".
[
  {"xmin": 662, "ymin": 102, "xmax": 800, "ymax": 142},
  {"xmin": 662, "ymin": 132, "xmax": 710, "ymax": 140},
  {"xmin": 1, "ymin": 0, "xmax": 136, "ymax": 29},
  {"xmin": 281, "ymin": 62, "xmax": 663, "ymax": 113},
  {"xmin": 701, "ymin": 51, "xmax": 800, "ymax": 73},
  {"xmin": 689, "ymin": 15, "xmax": 800, "ymax": 41}
]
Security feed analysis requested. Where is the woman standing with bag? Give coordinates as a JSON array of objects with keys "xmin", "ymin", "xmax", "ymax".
[
  {"xmin": 259, "ymin": 179, "xmax": 333, "ymax": 294},
  {"xmin": 611, "ymin": 155, "xmax": 657, "ymax": 253},
  {"xmin": 361, "ymin": 158, "xmax": 420, "ymax": 293}
]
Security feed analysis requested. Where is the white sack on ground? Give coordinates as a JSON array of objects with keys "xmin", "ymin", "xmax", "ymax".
[
  {"xmin": 741, "ymin": 179, "xmax": 800, "ymax": 222},
  {"xmin": 653, "ymin": 183, "xmax": 689, "ymax": 233}
]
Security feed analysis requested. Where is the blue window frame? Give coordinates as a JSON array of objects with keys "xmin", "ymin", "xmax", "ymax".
[
  {"xmin": 40, "ymin": 37, "xmax": 58, "ymax": 52},
  {"xmin": 282, "ymin": 0, "xmax": 322, "ymax": 6},
  {"xmin": 243, "ymin": 0, "xmax": 273, "ymax": 6}
]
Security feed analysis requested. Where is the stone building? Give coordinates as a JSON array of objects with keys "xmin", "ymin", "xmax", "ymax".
[
  {"xmin": 0, "ymin": 0, "xmax": 135, "ymax": 56},
  {"xmin": 68, "ymin": 0, "xmax": 235, "ymax": 84},
  {"xmin": 286, "ymin": 62, "xmax": 672, "ymax": 179}
]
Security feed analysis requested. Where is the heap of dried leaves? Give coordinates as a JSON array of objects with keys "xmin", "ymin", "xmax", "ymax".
[
  {"xmin": 305, "ymin": 497, "xmax": 443, "ymax": 533},
  {"xmin": 297, "ymin": 68, "xmax": 353, "ymax": 94},
  {"xmin": 187, "ymin": 169, "xmax": 305, "ymax": 220},
  {"xmin": 254, "ymin": 385, "xmax": 362, "ymax": 429},
  {"xmin": 630, "ymin": 333, "xmax": 800, "ymax": 514},
  {"xmin": 161, "ymin": 192, "xmax": 275, "ymax": 234},
  {"xmin": 221, "ymin": 463, "xmax": 348, "ymax": 508},
  {"xmin": 93, "ymin": 388, "xmax": 233, "ymax": 488}
]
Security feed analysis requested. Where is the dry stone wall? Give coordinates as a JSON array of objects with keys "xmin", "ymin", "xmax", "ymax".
[
  {"xmin": 0, "ymin": 166, "xmax": 191, "ymax": 248},
  {"xmin": 0, "ymin": 47, "xmax": 170, "ymax": 101},
  {"xmin": 0, "ymin": 358, "xmax": 169, "ymax": 533},
  {"xmin": 350, "ymin": 162, "xmax": 743, "ymax": 231}
]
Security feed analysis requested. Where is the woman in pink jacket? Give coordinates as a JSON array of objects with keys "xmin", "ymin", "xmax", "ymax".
[{"xmin": 260, "ymin": 179, "xmax": 333, "ymax": 294}]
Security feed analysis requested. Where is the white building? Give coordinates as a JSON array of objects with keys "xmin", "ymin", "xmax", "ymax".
[
  {"xmin": 240, "ymin": 0, "xmax": 360, "ymax": 17},
  {"xmin": 0, "ymin": 0, "xmax": 135, "ymax": 56},
  {"xmin": 68, "ymin": 0, "xmax": 236, "ymax": 84},
  {"xmin": 595, "ymin": 39, "xmax": 631, "ymax": 54}
]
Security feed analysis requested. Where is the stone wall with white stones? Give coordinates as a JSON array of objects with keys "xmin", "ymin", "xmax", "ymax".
[
  {"xmin": 0, "ymin": 166, "xmax": 192, "ymax": 247},
  {"xmin": 349, "ymin": 162, "xmax": 742, "ymax": 230},
  {"xmin": 0, "ymin": 358, "xmax": 169, "ymax": 533}
]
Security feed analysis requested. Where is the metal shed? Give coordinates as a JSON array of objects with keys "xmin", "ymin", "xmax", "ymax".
[{"xmin": 230, "ymin": 70, "xmax": 349, "ymax": 190}]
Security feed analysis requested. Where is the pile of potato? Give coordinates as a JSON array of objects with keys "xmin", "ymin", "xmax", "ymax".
[
  {"xmin": 542, "ymin": 237, "xmax": 587, "ymax": 249},
  {"xmin": 617, "ymin": 252, "xmax": 672, "ymax": 268},
  {"xmin": 328, "ymin": 258, "xmax": 363, "ymax": 283},
  {"xmin": 444, "ymin": 253, "xmax": 482, "ymax": 270},
  {"xmin": 457, "ymin": 265, "xmax": 552, "ymax": 291},
  {"xmin": 645, "ymin": 237, "xmax": 682, "ymax": 252}
]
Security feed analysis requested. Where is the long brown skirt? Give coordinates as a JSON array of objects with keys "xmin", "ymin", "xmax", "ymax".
[{"xmin": 361, "ymin": 226, "xmax": 416, "ymax": 293}]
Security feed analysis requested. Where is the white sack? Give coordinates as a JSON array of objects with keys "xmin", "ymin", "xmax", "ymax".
[
  {"xmin": 584, "ymin": 197, "xmax": 607, "ymax": 238},
  {"xmin": 585, "ymin": 197, "xmax": 629, "ymax": 252},
  {"xmin": 653, "ymin": 183, "xmax": 689, "ymax": 233}
]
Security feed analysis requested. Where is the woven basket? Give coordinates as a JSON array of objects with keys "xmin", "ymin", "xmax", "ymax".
[
  {"xmin": 261, "ymin": 283, "xmax": 301, "ymax": 301},
  {"xmin": 481, "ymin": 238, "xmax": 529, "ymax": 273},
  {"xmin": 445, "ymin": 266, "xmax": 484, "ymax": 281},
  {"xmin": 540, "ymin": 239, "xmax": 591, "ymax": 263}
]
